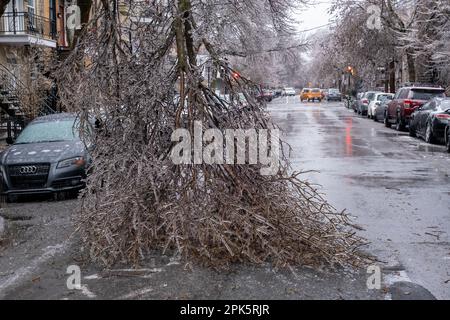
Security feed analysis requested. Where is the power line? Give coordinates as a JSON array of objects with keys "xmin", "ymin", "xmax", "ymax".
[{"xmin": 297, "ymin": 22, "xmax": 335, "ymax": 33}]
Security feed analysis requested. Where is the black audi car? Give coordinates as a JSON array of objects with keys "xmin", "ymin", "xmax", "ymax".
[
  {"xmin": 409, "ymin": 97, "xmax": 450, "ymax": 144},
  {"xmin": 0, "ymin": 113, "xmax": 91, "ymax": 201}
]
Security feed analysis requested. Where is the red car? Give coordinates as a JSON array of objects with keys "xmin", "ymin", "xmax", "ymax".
[
  {"xmin": 385, "ymin": 85, "xmax": 446, "ymax": 131},
  {"xmin": 256, "ymin": 89, "xmax": 273, "ymax": 102}
]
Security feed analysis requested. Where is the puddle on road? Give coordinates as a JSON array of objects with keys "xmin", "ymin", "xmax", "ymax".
[
  {"xmin": 374, "ymin": 131, "xmax": 406, "ymax": 138},
  {"xmin": 417, "ymin": 144, "xmax": 447, "ymax": 153}
]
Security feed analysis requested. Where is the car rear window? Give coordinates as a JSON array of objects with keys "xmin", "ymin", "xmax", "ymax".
[
  {"xmin": 378, "ymin": 94, "xmax": 393, "ymax": 101},
  {"xmin": 366, "ymin": 93, "xmax": 375, "ymax": 100},
  {"xmin": 312, "ymin": 89, "xmax": 320, "ymax": 93},
  {"xmin": 303, "ymin": 89, "xmax": 310, "ymax": 93},
  {"xmin": 410, "ymin": 89, "xmax": 445, "ymax": 100},
  {"xmin": 440, "ymin": 100, "xmax": 450, "ymax": 110}
]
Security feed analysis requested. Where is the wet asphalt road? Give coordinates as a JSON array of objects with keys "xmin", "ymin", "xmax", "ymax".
[{"xmin": 269, "ymin": 96, "xmax": 450, "ymax": 299}]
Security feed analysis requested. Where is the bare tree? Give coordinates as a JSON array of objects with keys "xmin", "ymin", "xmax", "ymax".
[{"xmin": 56, "ymin": 0, "xmax": 367, "ymax": 269}]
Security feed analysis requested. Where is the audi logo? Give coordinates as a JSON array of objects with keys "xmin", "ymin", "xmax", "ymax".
[{"xmin": 19, "ymin": 166, "xmax": 37, "ymax": 174}]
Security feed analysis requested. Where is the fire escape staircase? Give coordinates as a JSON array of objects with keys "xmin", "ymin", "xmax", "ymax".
[{"xmin": 0, "ymin": 63, "xmax": 58, "ymax": 140}]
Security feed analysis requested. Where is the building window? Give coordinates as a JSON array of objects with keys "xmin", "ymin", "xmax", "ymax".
[{"xmin": 27, "ymin": 0, "xmax": 36, "ymax": 29}]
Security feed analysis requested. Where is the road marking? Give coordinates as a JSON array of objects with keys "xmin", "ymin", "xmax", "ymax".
[{"xmin": 0, "ymin": 240, "xmax": 69, "ymax": 297}]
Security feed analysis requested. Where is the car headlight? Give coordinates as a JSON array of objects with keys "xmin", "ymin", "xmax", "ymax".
[{"xmin": 57, "ymin": 157, "xmax": 86, "ymax": 169}]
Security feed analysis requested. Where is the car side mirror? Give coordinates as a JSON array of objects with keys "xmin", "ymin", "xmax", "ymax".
[{"xmin": 6, "ymin": 137, "xmax": 14, "ymax": 145}]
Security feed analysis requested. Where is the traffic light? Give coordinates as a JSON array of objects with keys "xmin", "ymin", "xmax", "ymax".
[{"xmin": 232, "ymin": 71, "xmax": 241, "ymax": 80}]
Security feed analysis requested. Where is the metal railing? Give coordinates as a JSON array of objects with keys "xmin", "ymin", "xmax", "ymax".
[
  {"xmin": 0, "ymin": 63, "xmax": 58, "ymax": 117},
  {"xmin": 0, "ymin": 63, "xmax": 59, "ymax": 139},
  {"xmin": 0, "ymin": 12, "xmax": 57, "ymax": 40}
]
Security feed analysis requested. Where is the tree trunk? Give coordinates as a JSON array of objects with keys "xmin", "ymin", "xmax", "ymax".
[
  {"xmin": 406, "ymin": 48, "xmax": 416, "ymax": 83},
  {"xmin": 385, "ymin": 63, "xmax": 389, "ymax": 93},
  {"xmin": 389, "ymin": 60, "xmax": 396, "ymax": 93}
]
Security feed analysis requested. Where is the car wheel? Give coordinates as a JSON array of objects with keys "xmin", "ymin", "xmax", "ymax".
[
  {"xmin": 395, "ymin": 112, "xmax": 405, "ymax": 131},
  {"xmin": 446, "ymin": 131, "xmax": 450, "ymax": 153},
  {"xmin": 409, "ymin": 125, "xmax": 416, "ymax": 137},
  {"xmin": 384, "ymin": 113, "xmax": 391, "ymax": 128},
  {"xmin": 374, "ymin": 114, "xmax": 378, "ymax": 122},
  {"xmin": 425, "ymin": 122, "xmax": 435, "ymax": 144}
]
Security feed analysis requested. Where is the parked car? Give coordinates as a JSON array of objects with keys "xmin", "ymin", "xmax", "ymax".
[
  {"xmin": 368, "ymin": 93, "xmax": 394, "ymax": 119},
  {"xmin": 326, "ymin": 88, "xmax": 342, "ymax": 102},
  {"xmin": 283, "ymin": 87, "xmax": 296, "ymax": 96},
  {"xmin": 0, "ymin": 113, "xmax": 91, "ymax": 201},
  {"xmin": 409, "ymin": 97, "xmax": 450, "ymax": 144},
  {"xmin": 385, "ymin": 85, "xmax": 446, "ymax": 131},
  {"xmin": 356, "ymin": 91, "xmax": 380, "ymax": 116},
  {"xmin": 273, "ymin": 89, "xmax": 283, "ymax": 98},
  {"xmin": 301, "ymin": 88, "xmax": 322, "ymax": 102},
  {"xmin": 373, "ymin": 94, "xmax": 394, "ymax": 122},
  {"xmin": 351, "ymin": 93, "xmax": 364, "ymax": 112},
  {"xmin": 256, "ymin": 89, "xmax": 273, "ymax": 102},
  {"xmin": 446, "ymin": 123, "xmax": 450, "ymax": 153}
]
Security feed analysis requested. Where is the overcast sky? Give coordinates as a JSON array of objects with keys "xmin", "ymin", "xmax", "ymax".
[
  {"xmin": 294, "ymin": 1, "xmax": 333, "ymax": 35},
  {"xmin": 293, "ymin": 1, "xmax": 334, "ymax": 60}
]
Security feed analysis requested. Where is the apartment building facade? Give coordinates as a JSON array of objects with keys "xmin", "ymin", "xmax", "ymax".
[{"xmin": 0, "ymin": 0, "xmax": 74, "ymax": 139}]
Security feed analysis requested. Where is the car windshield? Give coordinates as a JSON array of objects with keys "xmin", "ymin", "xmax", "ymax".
[
  {"xmin": 312, "ymin": 89, "xmax": 320, "ymax": 93},
  {"xmin": 303, "ymin": 89, "xmax": 310, "ymax": 93},
  {"xmin": 378, "ymin": 94, "xmax": 393, "ymax": 101},
  {"xmin": 411, "ymin": 89, "xmax": 445, "ymax": 100},
  {"xmin": 329, "ymin": 89, "xmax": 339, "ymax": 93},
  {"xmin": 15, "ymin": 119, "xmax": 79, "ymax": 144},
  {"xmin": 440, "ymin": 100, "xmax": 450, "ymax": 110},
  {"xmin": 366, "ymin": 93, "xmax": 376, "ymax": 100}
]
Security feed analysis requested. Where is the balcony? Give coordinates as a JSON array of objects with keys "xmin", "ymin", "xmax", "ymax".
[{"xmin": 0, "ymin": 12, "xmax": 57, "ymax": 48}]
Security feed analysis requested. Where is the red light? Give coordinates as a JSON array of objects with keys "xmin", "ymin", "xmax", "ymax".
[
  {"xmin": 404, "ymin": 100, "xmax": 420, "ymax": 109},
  {"xmin": 232, "ymin": 72, "xmax": 241, "ymax": 79}
]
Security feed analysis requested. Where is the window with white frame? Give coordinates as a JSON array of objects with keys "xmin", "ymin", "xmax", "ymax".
[{"xmin": 27, "ymin": 0, "xmax": 36, "ymax": 29}]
